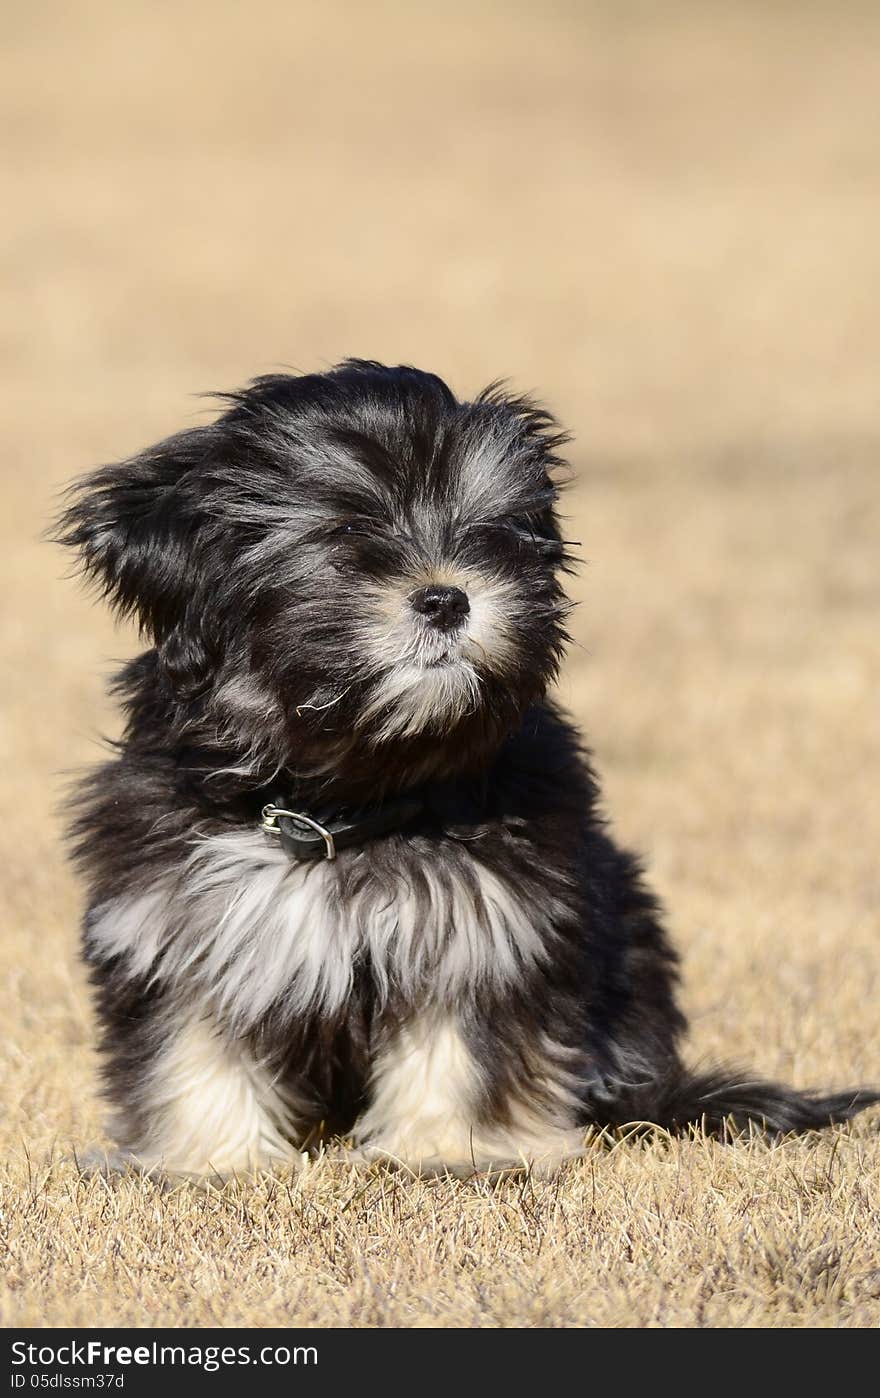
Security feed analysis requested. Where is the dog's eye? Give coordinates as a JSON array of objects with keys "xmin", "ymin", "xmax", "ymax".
[
  {"xmin": 492, "ymin": 512, "xmax": 566, "ymax": 561},
  {"xmin": 462, "ymin": 513, "xmax": 553, "ymax": 549},
  {"xmin": 506, "ymin": 512, "xmax": 552, "ymax": 543},
  {"xmin": 330, "ymin": 518, "xmax": 376, "ymax": 539},
  {"xmin": 509, "ymin": 513, "xmax": 539, "ymax": 534}
]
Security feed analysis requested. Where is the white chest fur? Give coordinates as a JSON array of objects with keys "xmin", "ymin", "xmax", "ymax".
[{"xmin": 89, "ymin": 829, "xmax": 562, "ymax": 1031}]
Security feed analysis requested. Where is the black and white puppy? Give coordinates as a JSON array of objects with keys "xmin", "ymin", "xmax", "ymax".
[{"xmin": 56, "ymin": 360, "xmax": 877, "ymax": 1175}]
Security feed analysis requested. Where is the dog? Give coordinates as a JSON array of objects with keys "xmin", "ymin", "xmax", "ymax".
[{"xmin": 55, "ymin": 359, "xmax": 877, "ymax": 1176}]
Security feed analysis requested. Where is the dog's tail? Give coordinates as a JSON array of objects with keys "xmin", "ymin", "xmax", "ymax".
[{"xmin": 597, "ymin": 1065, "xmax": 880, "ymax": 1137}]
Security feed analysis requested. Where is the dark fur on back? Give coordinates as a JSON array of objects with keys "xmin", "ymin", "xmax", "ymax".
[{"xmin": 55, "ymin": 361, "xmax": 878, "ymax": 1174}]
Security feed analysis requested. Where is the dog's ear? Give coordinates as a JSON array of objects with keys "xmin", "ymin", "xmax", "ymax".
[
  {"xmin": 54, "ymin": 426, "xmax": 223, "ymax": 697},
  {"xmin": 154, "ymin": 605, "xmax": 221, "ymax": 699}
]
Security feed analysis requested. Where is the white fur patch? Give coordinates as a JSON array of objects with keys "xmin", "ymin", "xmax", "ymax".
[
  {"xmin": 354, "ymin": 569, "xmax": 522, "ymax": 740},
  {"xmin": 89, "ymin": 832, "xmax": 564, "ymax": 1033},
  {"xmin": 122, "ymin": 1016, "xmax": 305, "ymax": 1175},
  {"xmin": 354, "ymin": 1012, "xmax": 584, "ymax": 1174},
  {"xmin": 359, "ymin": 655, "xmax": 482, "ymax": 742},
  {"xmin": 88, "ymin": 887, "xmax": 169, "ymax": 980}
]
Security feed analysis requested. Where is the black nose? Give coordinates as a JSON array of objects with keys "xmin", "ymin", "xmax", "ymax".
[{"xmin": 410, "ymin": 584, "xmax": 470, "ymax": 631}]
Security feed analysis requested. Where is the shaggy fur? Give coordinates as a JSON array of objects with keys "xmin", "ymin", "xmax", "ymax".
[{"xmin": 55, "ymin": 360, "xmax": 878, "ymax": 1175}]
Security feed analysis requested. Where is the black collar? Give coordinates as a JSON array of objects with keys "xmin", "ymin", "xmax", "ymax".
[
  {"xmin": 261, "ymin": 792, "xmax": 424, "ymax": 861},
  {"xmin": 259, "ymin": 780, "xmax": 487, "ymax": 861}
]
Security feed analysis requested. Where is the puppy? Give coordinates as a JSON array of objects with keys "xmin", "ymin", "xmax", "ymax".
[{"xmin": 56, "ymin": 360, "xmax": 877, "ymax": 1176}]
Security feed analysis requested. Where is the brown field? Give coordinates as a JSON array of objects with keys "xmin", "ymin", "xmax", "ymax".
[{"xmin": 2, "ymin": 0, "xmax": 879, "ymax": 1328}]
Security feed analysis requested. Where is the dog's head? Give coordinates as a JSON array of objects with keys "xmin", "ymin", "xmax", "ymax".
[{"xmin": 58, "ymin": 361, "xmax": 575, "ymax": 786}]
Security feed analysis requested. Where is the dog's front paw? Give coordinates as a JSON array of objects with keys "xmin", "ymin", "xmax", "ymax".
[
  {"xmin": 352, "ymin": 1128, "xmax": 583, "ymax": 1177},
  {"xmin": 74, "ymin": 1141, "xmax": 309, "ymax": 1185},
  {"xmin": 74, "ymin": 1144, "xmax": 148, "ymax": 1179},
  {"xmin": 352, "ymin": 1139, "xmax": 481, "ymax": 1176}
]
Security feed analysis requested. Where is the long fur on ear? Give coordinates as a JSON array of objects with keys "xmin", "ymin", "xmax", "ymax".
[{"xmin": 54, "ymin": 427, "xmax": 223, "ymax": 698}]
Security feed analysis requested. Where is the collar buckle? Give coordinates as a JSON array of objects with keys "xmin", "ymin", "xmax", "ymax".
[{"xmin": 261, "ymin": 803, "xmax": 337, "ymax": 860}]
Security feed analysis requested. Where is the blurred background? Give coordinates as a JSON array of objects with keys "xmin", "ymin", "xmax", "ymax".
[{"xmin": 2, "ymin": 1, "xmax": 878, "ymax": 1149}]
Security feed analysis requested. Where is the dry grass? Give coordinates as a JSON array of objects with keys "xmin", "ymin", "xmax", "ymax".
[{"xmin": 2, "ymin": 0, "xmax": 879, "ymax": 1328}]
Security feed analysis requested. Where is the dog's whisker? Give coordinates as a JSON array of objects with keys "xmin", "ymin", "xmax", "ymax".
[{"xmin": 295, "ymin": 685, "xmax": 352, "ymax": 718}]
